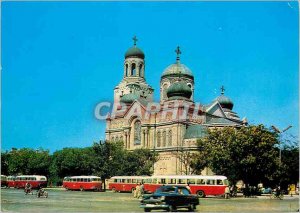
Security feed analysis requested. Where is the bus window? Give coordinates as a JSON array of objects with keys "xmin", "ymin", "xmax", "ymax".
[
  {"xmin": 187, "ymin": 179, "xmax": 195, "ymax": 184},
  {"xmin": 160, "ymin": 179, "xmax": 166, "ymax": 184},
  {"xmin": 84, "ymin": 178, "xmax": 88, "ymax": 182},
  {"xmin": 145, "ymin": 178, "xmax": 152, "ymax": 183},
  {"xmin": 177, "ymin": 179, "xmax": 187, "ymax": 184},
  {"xmin": 152, "ymin": 178, "xmax": 157, "ymax": 184},
  {"xmin": 167, "ymin": 178, "xmax": 176, "ymax": 184},
  {"xmin": 224, "ymin": 179, "xmax": 229, "ymax": 186},
  {"xmin": 132, "ymin": 179, "xmax": 137, "ymax": 183},
  {"xmin": 196, "ymin": 179, "xmax": 205, "ymax": 185},
  {"xmin": 206, "ymin": 179, "xmax": 215, "ymax": 185},
  {"xmin": 216, "ymin": 179, "xmax": 223, "ymax": 185}
]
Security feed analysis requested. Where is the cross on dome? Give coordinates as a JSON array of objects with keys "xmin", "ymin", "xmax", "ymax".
[
  {"xmin": 132, "ymin": 35, "xmax": 138, "ymax": 46},
  {"xmin": 221, "ymin": 85, "xmax": 225, "ymax": 95},
  {"xmin": 175, "ymin": 46, "xmax": 181, "ymax": 61}
]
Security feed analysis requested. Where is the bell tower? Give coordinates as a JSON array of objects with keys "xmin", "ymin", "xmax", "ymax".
[
  {"xmin": 123, "ymin": 36, "xmax": 145, "ymax": 78},
  {"xmin": 114, "ymin": 36, "xmax": 153, "ymax": 104}
]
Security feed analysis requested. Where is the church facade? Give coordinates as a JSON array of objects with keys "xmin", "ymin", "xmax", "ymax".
[{"xmin": 105, "ymin": 37, "xmax": 247, "ymax": 175}]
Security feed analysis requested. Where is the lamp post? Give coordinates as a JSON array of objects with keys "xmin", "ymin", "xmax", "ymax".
[{"xmin": 271, "ymin": 125, "xmax": 292, "ymax": 163}]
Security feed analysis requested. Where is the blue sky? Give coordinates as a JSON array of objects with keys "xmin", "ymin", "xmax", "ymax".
[{"xmin": 2, "ymin": 1, "xmax": 299, "ymax": 152}]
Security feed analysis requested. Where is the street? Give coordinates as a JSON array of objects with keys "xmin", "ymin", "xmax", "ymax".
[{"xmin": 1, "ymin": 188, "xmax": 299, "ymax": 212}]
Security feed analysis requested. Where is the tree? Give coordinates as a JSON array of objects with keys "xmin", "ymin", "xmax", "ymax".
[
  {"xmin": 196, "ymin": 125, "xmax": 280, "ymax": 186},
  {"xmin": 50, "ymin": 147, "xmax": 95, "ymax": 182},
  {"xmin": 7, "ymin": 148, "xmax": 51, "ymax": 176},
  {"xmin": 1, "ymin": 151, "xmax": 10, "ymax": 175},
  {"xmin": 92, "ymin": 140, "xmax": 158, "ymax": 190},
  {"xmin": 92, "ymin": 141, "xmax": 126, "ymax": 190},
  {"xmin": 123, "ymin": 148, "xmax": 158, "ymax": 176},
  {"xmin": 278, "ymin": 140, "xmax": 299, "ymax": 189}
]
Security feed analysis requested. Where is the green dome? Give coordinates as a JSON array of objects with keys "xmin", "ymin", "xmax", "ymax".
[
  {"xmin": 125, "ymin": 46, "xmax": 145, "ymax": 59},
  {"xmin": 215, "ymin": 95, "xmax": 234, "ymax": 110},
  {"xmin": 162, "ymin": 63, "xmax": 194, "ymax": 79},
  {"xmin": 166, "ymin": 81, "xmax": 192, "ymax": 100},
  {"xmin": 120, "ymin": 93, "xmax": 140, "ymax": 104}
]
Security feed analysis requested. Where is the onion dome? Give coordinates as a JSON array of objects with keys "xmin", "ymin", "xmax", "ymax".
[
  {"xmin": 162, "ymin": 63, "xmax": 193, "ymax": 78},
  {"xmin": 125, "ymin": 46, "xmax": 145, "ymax": 59},
  {"xmin": 214, "ymin": 86, "xmax": 234, "ymax": 110},
  {"xmin": 161, "ymin": 46, "xmax": 193, "ymax": 79},
  {"xmin": 166, "ymin": 81, "xmax": 192, "ymax": 100},
  {"xmin": 120, "ymin": 93, "xmax": 139, "ymax": 104},
  {"xmin": 124, "ymin": 36, "xmax": 145, "ymax": 59}
]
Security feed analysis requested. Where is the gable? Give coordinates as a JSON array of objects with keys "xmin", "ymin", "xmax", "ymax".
[{"xmin": 205, "ymin": 101, "xmax": 226, "ymax": 118}]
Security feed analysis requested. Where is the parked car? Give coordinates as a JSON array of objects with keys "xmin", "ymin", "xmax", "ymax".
[{"xmin": 140, "ymin": 185, "xmax": 199, "ymax": 212}]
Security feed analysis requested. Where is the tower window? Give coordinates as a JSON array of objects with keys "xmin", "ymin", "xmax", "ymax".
[
  {"xmin": 134, "ymin": 120, "xmax": 141, "ymax": 145},
  {"xmin": 131, "ymin": 63, "xmax": 136, "ymax": 76},
  {"xmin": 126, "ymin": 64, "xmax": 129, "ymax": 76},
  {"xmin": 157, "ymin": 131, "xmax": 161, "ymax": 147},
  {"xmin": 162, "ymin": 131, "xmax": 166, "ymax": 147},
  {"xmin": 139, "ymin": 64, "xmax": 143, "ymax": 76},
  {"xmin": 168, "ymin": 130, "xmax": 172, "ymax": 146}
]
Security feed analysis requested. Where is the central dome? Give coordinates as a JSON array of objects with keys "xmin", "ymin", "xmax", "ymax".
[
  {"xmin": 215, "ymin": 95, "xmax": 234, "ymax": 110},
  {"xmin": 162, "ymin": 63, "xmax": 194, "ymax": 78},
  {"xmin": 167, "ymin": 81, "xmax": 192, "ymax": 100},
  {"xmin": 125, "ymin": 46, "xmax": 145, "ymax": 59}
]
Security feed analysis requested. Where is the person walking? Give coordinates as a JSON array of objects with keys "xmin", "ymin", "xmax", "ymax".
[
  {"xmin": 225, "ymin": 186, "xmax": 230, "ymax": 199},
  {"xmin": 138, "ymin": 183, "xmax": 144, "ymax": 199},
  {"xmin": 134, "ymin": 183, "xmax": 140, "ymax": 198},
  {"xmin": 186, "ymin": 183, "xmax": 191, "ymax": 192}
]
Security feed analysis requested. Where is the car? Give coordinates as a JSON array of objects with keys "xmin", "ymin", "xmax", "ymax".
[{"xmin": 140, "ymin": 185, "xmax": 199, "ymax": 212}]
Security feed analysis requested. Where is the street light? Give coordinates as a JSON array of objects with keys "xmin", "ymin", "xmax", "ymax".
[{"xmin": 271, "ymin": 125, "xmax": 293, "ymax": 163}]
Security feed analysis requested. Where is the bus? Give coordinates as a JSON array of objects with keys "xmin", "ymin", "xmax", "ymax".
[
  {"xmin": 108, "ymin": 176, "xmax": 150, "ymax": 193},
  {"xmin": 1, "ymin": 175, "xmax": 7, "ymax": 187},
  {"xmin": 63, "ymin": 176, "xmax": 102, "ymax": 191},
  {"xmin": 7, "ymin": 176, "xmax": 16, "ymax": 188},
  {"xmin": 144, "ymin": 175, "xmax": 229, "ymax": 197},
  {"xmin": 14, "ymin": 175, "xmax": 47, "ymax": 189}
]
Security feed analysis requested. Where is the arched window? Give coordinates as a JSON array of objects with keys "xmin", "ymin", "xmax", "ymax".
[
  {"xmin": 120, "ymin": 136, "xmax": 123, "ymax": 142},
  {"xmin": 162, "ymin": 131, "xmax": 166, "ymax": 147},
  {"xmin": 157, "ymin": 131, "xmax": 161, "ymax": 147},
  {"xmin": 168, "ymin": 130, "xmax": 172, "ymax": 146},
  {"xmin": 139, "ymin": 64, "xmax": 143, "ymax": 76},
  {"xmin": 163, "ymin": 83, "xmax": 168, "ymax": 99},
  {"xmin": 125, "ymin": 64, "xmax": 129, "ymax": 76},
  {"xmin": 131, "ymin": 63, "xmax": 136, "ymax": 76},
  {"xmin": 111, "ymin": 136, "xmax": 115, "ymax": 142},
  {"xmin": 134, "ymin": 120, "xmax": 141, "ymax": 145}
]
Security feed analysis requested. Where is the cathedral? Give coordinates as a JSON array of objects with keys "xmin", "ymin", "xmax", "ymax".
[{"xmin": 105, "ymin": 37, "xmax": 247, "ymax": 175}]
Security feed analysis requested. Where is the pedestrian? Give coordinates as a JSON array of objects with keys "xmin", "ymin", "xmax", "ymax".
[
  {"xmin": 225, "ymin": 185, "xmax": 230, "ymax": 199},
  {"xmin": 134, "ymin": 183, "xmax": 140, "ymax": 198},
  {"xmin": 186, "ymin": 183, "xmax": 191, "ymax": 192},
  {"xmin": 138, "ymin": 183, "xmax": 144, "ymax": 199}
]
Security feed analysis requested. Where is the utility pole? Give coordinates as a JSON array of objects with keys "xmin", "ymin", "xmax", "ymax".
[{"xmin": 271, "ymin": 125, "xmax": 292, "ymax": 163}]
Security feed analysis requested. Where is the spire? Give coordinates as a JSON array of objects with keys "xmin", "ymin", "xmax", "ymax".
[
  {"xmin": 220, "ymin": 85, "xmax": 225, "ymax": 95},
  {"xmin": 175, "ymin": 46, "xmax": 181, "ymax": 62},
  {"xmin": 132, "ymin": 35, "xmax": 138, "ymax": 46}
]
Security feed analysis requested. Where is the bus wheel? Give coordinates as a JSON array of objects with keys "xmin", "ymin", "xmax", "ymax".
[
  {"xmin": 80, "ymin": 186, "xmax": 84, "ymax": 192},
  {"xmin": 112, "ymin": 188, "xmax": 117, "ymax": 193},
  {"xmin": 197, "ymin": 190, "xmax": 205, "ymax": 198}
]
